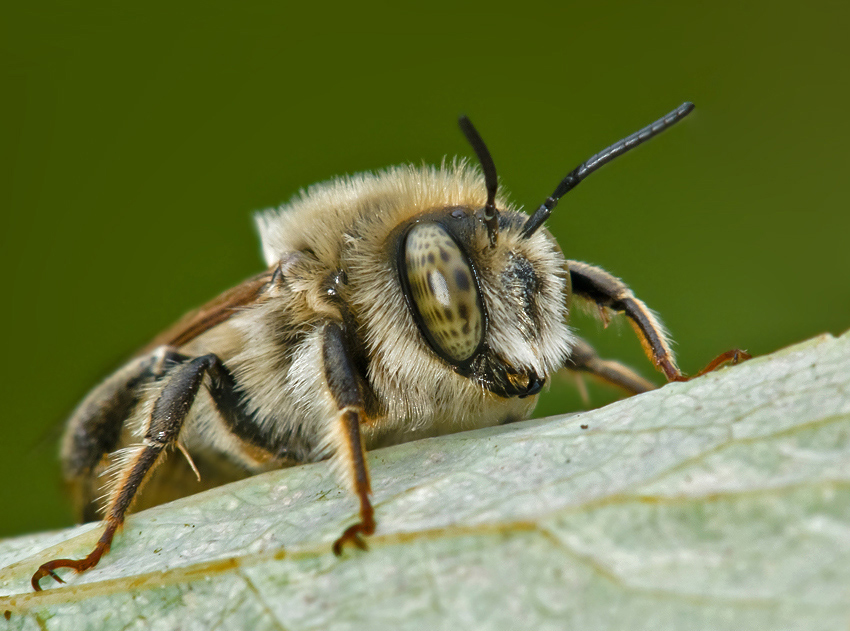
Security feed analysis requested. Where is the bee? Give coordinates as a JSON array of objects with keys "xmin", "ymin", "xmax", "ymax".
[{"xmin": 31, "ymin": 102, "xmax": 746, "ymax": 591}]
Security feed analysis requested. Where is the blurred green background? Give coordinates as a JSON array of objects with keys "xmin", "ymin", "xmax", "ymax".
[{"xmin": 1, "ymin": 1, "xmax": 848, "ymax": 539}]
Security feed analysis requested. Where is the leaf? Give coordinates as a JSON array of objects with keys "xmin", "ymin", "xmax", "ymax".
[{"xmin": 2, "ymin": 332, "xmax": 849, "ymax": 630}]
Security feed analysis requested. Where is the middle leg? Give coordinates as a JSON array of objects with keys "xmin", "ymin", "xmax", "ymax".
[
  {"xmin": 565, "ymin": 336, "xmax": 657, "ymax": 395},
  {"xmin": 33, "ymin": 353, "xmax": 233, "ymax": 590}
]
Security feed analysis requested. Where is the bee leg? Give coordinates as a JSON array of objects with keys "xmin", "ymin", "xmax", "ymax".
[
  {"xmin": 688, "ymin": 348, "xmax": 752, "ymax": 377},
  {"xmin": 567, "ymin": 260, "xmax": 749, "ymax": 381},
  {"xmin": 321, "ymin": 322, "xmax": 375, "ymax": 555},
  {"xmin": 565, "ymin": 336, "xmax": 657, "ymax": 395},
  {"xmin": 32, "ymin": 353, "xmax": 221, "ymax": 591},
  {"xmin": 61, "ymin": 347, "xmax": 185, "ymax": 522}
]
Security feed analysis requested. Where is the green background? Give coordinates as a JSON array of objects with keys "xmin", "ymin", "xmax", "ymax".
[{"xmin": 1, "ymin": 1, "xmax": 848, "ymax": 539}]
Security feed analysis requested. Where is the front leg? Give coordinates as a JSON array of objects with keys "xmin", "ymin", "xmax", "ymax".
[
  {"xmin": 321, "ymin": 321, "xmax": 376, "ymax": 554},
  {"xmin": 567, "ymin": 260, "xmax": 749, "ymax": 381}
]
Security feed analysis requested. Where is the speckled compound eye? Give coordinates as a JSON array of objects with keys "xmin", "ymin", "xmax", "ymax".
[{"xmin": 404, "ymin": 222, "xmax": 484, "ymax": 362}]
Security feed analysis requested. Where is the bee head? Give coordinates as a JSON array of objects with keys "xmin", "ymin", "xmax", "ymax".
[
  {"xmin": 397, "ymin": 106, "xmax": 694, "ymax": 398},
  {"xmin": 398, "ymin": 200, "xmax": 573, "ymax": 400},
  {"xmin": 394, "ymin": 115, "xmax": 586, "ymax": 398}
]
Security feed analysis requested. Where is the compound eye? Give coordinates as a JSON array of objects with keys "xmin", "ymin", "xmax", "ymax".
[{"xmin": 404, "ymin": 222, "xmax": 484, "ymax": 362}]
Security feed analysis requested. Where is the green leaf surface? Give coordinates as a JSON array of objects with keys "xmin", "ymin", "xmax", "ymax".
[{"xmin": 2, "ymin": 332, "xmax": 849, "ymax": 630}]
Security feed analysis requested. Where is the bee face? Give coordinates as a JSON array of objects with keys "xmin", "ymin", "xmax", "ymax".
[
  {"xmin": 32, "ymin": 104, "xmax": 728, "ymax": 592},
  {"xmin": 397, "ymin": 206, "xmax": 573, "ymax": 399}
]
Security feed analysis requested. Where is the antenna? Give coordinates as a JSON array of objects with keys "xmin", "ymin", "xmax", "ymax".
[
  {"xmin": 521, "ymin": 102, "xmax": 695, "ymax": 238},
  {"xmin": 459, "ymin": 116, "xmax": 500, "ymax": 247}
]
